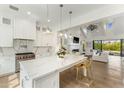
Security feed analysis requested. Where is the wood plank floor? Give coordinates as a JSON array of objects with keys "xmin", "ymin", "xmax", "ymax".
[
  {"xmin": 0, "ymin": 56, "xmax": 124, "ymax": 88},
  {"xmin": 60, "ymin": 56, "xmax": 124, "ymax": 88},
  {"xmin": 0, "ymin": 73, "xmax": 20, "ymax": 88}
]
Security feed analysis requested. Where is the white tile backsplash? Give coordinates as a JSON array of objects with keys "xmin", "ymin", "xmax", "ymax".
[
  {"xmin": 0, "ymin": 40, "xmax": 53, "ymax": 58},
  {"xmin": 0, "ymin": 48, "xmax": 15, "ymax": 56},
  {"xmin": 33, "ymin": 46, "xmax": 53, "ymax": 58}
]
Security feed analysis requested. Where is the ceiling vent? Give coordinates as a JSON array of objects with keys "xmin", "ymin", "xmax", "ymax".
[
  {"xmin": 2, "ymin": 17, "xmax": 11, "ymax": 25},
  {"xmin": 9, "ymin": 5, "xmax": 19, "ymax": 11},
  {"xmin": 87, "ymin": 24, "xmax": 97, "ymax": 31}
]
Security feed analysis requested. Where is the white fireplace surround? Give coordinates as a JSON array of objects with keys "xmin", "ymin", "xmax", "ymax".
[{"xmin": 68, "ymin": 43, "xmax": 80, "ymax": 52}]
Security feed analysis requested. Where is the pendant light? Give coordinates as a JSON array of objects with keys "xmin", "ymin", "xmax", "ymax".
[
  {"xmin": 46, "ymin": 4, "xmax": 52, "ymax": 33},
  {"xmin": 59, "ymin": 4, "xmax": 63, "ymax": 37},
  {"xmin": 59, "ymin": 4, "xmax": 64, "ymax": 48},
  {"xmin": 47, "ymin": 4, "xmax": 50, "ymax": 23},
  {"xmin": 69, "ymin": 11, "xmax": 72, "ymax": 27},
  {"xmin": 60, "ymin": 4, "xmax": 63, "ymax": 31},
  {"xmin": 69, "ymin": 11, "xmax": 72, "ymax": 38}
]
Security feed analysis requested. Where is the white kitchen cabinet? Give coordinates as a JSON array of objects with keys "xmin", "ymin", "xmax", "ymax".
[
  {"xmin": 35, "ymin": 32, "xmax": 55, "ymax": 46},
  {"xmin": 0, "ymin": 56, "xmax": 15, "ymax": 76},
  {"xmin": 20, "ymin": 70, "xmax": 59, "ymax": 88},
  {"xmin": 41, "ymin": 33, "xmax": 53, "ymax": 46},
  {"xmin": 26, "ymin": 21, "xmax": 36, "ymax": 40},
  {"xmin": 34, "ymin": 31, "xmax": 42, "ymax": 46},
  {"xmin": 0, "ymin": 16, "xmax": 13, "ymax": 47},
  {"xmin": 34, "ymin": 71, "xmax": 59, "ymax": 88},
  {"xmin": 14, "ymin": 17, "xmax": 36, "ymax": 40}
]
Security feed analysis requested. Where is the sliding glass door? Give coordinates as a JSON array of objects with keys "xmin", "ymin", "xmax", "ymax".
[
  {"xmin": 93, "ymin": 40, "xmax": 102, "ymax": 51},
  {"xmin": 93, "ymin": 39, "xmax": 121, "ymax": 56},
  {"xmin": 102, "ymin": 40, "xmax": 120, "ymax": 56},
  {"xmin": 121, "ymin": 39, "xmax": 124, "ymax": 57}
]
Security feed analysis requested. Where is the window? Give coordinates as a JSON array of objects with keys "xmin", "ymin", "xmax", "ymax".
[{"xmin": 93, "ymin": 40, "xmax": 102, "ymax": 51}]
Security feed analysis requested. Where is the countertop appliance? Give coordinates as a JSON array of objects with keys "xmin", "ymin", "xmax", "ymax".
[{"xmin": 15, "ymin": 52, "xmax": 35, "ymax": 72}]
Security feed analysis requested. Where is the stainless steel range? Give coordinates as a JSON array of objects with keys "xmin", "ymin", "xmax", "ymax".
[{"xmin": 15, "ymin": 52, "xmax": 35, "ymax": 72}]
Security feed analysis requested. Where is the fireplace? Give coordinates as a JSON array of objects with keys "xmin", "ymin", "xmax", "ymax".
[{"xmin": 72, "ymin": 49, "xmax": 79, "ymax": 53}]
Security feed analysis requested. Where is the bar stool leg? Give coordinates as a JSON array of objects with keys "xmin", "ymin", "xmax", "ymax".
[
  {"xmin": 83, "ymin": 67, "xmax": 87, "ymax": 77},
  {"xmin": 76, "ymin": 68, "xmax": 79, "ymax": 80},
  {"xmin": 88, "ymin": 66, "xmax": 94, "ymax": 87}
]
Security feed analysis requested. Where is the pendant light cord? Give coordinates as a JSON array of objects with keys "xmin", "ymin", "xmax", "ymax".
[
  {"xmin": 60, "ymin": 4, "xmax": 63, "ymax": 30},
  {"xmin": 46, "ymin": 4, "xmax": 49, "ymax": 27},
  {"xmin": 46, "ymin": 4, "xmax": 51, "ymax": 32},
  {"xmin": 69, "ymin": 11, "xmax": 72, "ymax": 27},
  {"xmin": 47, "ymin": 4, "xmax": 49, "ymax": 21}
]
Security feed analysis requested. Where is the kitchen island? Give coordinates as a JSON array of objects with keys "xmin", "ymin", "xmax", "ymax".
[{"xmin": 20, "ymin": 54, "xmax": 87, "ymax": 88}]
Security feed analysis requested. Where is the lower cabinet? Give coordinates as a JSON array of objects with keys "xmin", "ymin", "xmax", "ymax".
[
  {"xmin": 34, "ymin": 71, "xmax": 59, "ymax": 88},
  {"xmin": 20, "ymin": 70, "xmax": 59, "ymax": 88},
  {"xmin": 0, "ymin": 56, "xmax": 15, "ymax": 76}
]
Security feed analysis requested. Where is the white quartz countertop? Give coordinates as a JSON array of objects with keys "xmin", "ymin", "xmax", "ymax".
[{"xmin": 20, "ymin": 55, "xmax": 87, "ymax": 80}]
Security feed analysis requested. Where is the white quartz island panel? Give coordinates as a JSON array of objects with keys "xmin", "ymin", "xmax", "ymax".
[{"xmin": 20, "ymin": 55, "xmax": 87, "ymax": 88}]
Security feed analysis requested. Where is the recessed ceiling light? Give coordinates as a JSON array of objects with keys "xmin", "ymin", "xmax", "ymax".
[
  {"xmin": 27, "ymin": 11, "xmax": 31, "ymax": 15},
  {"xmin": 48, "ymin": 19, "xmax": 51, "ymax": 22}
]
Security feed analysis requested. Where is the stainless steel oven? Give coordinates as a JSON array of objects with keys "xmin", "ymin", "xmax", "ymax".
[{"xmin": 15, "ymin": 52, "xmax": 35, "ymax": 72}]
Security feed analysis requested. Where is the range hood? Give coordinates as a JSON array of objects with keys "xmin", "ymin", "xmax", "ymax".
[{"xmin": 13, "ymin": 39, "xmax": 34, "ymax": 53}]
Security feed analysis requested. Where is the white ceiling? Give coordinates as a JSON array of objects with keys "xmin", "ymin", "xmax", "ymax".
[{"xmin": 0, "ymin": 4, "xmax": 107, "ymax": 31}]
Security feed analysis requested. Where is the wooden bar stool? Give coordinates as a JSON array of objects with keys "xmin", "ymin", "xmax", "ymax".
[
  {"xmin": 75, "ymin": 56, "xmax": 94, "ymax": 87},
  {"xmin": 75, "ymin": 59, "xmax": 87, "ymax": 80}
]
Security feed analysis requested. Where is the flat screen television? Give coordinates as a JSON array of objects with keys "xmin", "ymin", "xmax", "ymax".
[{"xmin": 73, "ymin": 37, "xmax": 79, "ymax": 43}]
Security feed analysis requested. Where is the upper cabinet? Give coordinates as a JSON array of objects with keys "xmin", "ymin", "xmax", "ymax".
[
  {"xmin": 41, "ymin": 32, "xmax": 54, "ymax": 46},
  {"xmin": 0, "ymin": 12, "xmax": 37, "ymax": 47},
  {"xmin": 35, "ymin": 30, "xmax": 42, "ymax": 46},
  {"xmin": 14, "ymin": 17, "xmax": 36, "ymax": 40},
  {"xmin": 35, "ymin": 30, "xmax": 57, "ymax": 47},
  {"xmin": 0, "ymin": 15, "xmax": 13, "ymax": 47}
]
